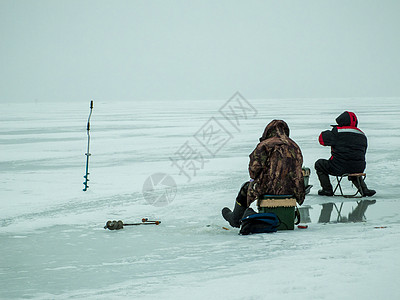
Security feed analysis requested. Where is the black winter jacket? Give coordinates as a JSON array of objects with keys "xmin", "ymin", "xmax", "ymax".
[{"xmin": 319, "ymin": 111, "xmax": 367, "ymax": 174}]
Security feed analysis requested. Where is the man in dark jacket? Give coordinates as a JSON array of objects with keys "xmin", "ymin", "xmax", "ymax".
[
  {"xmin": 222, "ymin": 120, "xmax": 305, "ymax": 227},
  {"xmin": 315, "ymin": 111, "xmax": 375, "ymax": 196}
]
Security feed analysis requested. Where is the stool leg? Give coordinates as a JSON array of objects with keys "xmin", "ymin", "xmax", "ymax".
[{"xmin": 333, "ymin": 176, "xmax": 344, "ymax": 196}]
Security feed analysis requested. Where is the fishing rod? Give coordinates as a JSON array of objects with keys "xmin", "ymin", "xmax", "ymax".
[
  {"xmin": 104, "ymin": 218, "xmax": 162, "ymax": 230},
  {"xmin": 83, "ymin": 100, "xmax": 94, "ymax": 191}
]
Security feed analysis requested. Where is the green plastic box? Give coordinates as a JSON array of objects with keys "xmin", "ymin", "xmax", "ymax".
[{"xmin": 258, "ymin": 195, "xmax": 296, "ymax": 230}]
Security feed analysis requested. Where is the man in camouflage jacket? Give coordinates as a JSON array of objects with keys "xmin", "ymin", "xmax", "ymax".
[
  {"xmin": 247, "ymin": 119, "xmax": 305, "ymax": 206},
  {"xmin": 222, "ymin": 120, "xmax": 305, "ymax": 228}
]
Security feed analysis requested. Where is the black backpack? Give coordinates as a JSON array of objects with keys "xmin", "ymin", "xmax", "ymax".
[{"xmin": 239, "ymin": 212, "xmax": 280, "ymax": 235}]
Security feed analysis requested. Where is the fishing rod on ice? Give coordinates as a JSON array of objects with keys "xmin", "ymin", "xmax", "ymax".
[
  {"xmin": 104, "ymin": 218, "xmax": 162, "ymax": 230},
  {"xmin": 83, "ymin": 100, "xmax": 94, "ymax": 191}
]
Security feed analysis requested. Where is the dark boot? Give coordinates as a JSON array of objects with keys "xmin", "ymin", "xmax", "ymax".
[
  {"xmin": 349, "ymin": 177, "xmax": 376, "ymax": 197},
  {"xmin": 222, "ymin": 182, "xmax": 249, "ymax": 228},
  {"xmin": 222, "ymin": 201, "xmax": 246, "ymax": 228},
  {"xmin": 316, "ymin": 171, "xmax": 333, "ymax": 196}
]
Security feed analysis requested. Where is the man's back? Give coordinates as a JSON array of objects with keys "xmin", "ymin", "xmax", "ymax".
[
  {"xmin": 319, "ymin": 111, "xmax": 367, "ymax": 174},
  {"xmin": 315, "ymin": 111, "xmax": 375, "ymax": 197},
  {"xmin": 247, "ymin": 120, "xmax": 305, "ymax": 205}
]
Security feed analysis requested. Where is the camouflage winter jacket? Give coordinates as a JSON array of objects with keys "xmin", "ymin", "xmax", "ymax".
[{"xmin": 247, "ymin": 120, "xmax": 305, "ymax": 206}]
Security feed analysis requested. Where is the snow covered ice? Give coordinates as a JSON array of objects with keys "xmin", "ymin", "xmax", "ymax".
[{"xmin": 1, "ymin": 98, "xmax": 400, "ymax": 300}]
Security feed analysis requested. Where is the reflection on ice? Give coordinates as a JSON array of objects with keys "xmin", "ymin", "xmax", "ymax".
[{"xmin": 299, "ymin": 200, "xmax": 377, "ymax": 223}]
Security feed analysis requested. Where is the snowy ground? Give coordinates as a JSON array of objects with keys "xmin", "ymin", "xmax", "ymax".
[{"xmin": 1, "ymin": 97, "xmax": 399, "ymax": 300}]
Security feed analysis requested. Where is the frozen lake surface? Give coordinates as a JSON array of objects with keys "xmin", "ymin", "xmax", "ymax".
[{"xmin": 1, "ymin": 97, "xmax": 400, "ymax": 299}]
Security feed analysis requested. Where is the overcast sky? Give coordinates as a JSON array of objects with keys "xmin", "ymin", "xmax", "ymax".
[{"xmin": 1, "ymin": 0, "xmax": 399, "ymax": 102}]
